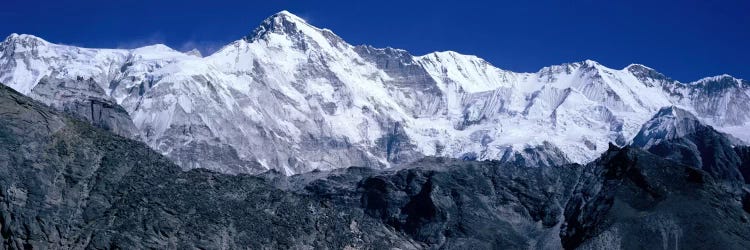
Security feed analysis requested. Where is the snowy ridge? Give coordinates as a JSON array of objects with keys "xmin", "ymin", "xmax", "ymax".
[
  {"xmin": 1, "ymin": 11, "xmax": 749, "ymax": 174},
  {"xmin": 631, "ymin": 106, "xmax": 703, "ymax": 149},
  {"xmin": 693, "ymin": 74, "xmax": 744, "ymax": 86},
  {"xmin": 0, "ymin": 33, "xmax": 129, "ymax": 95}
]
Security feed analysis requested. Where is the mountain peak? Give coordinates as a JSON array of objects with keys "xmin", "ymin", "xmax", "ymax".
[
  {"xmin": 2, "ymin": 33, "xmax": 49, "ymax": 47},
  {"xmin": 632, "ymin": 106, "xmax": 703, "ymax": 149},
  {"xmin": 245, "ymin": 10, "xmax": 313, "ymax": 42},
  {"xmin": 692, "ymin": 74, "xmax": 742, "ymax": 85},
  {"xmin": 653, "ymin": 106, "xmax": 698, "ymax": 120},
  {"xmin": 570, "ymin": 59, "xmax": 605, "ymax": 72},
  {"xmin": 537, "ymin": 59, "xmax": 603, "ymax": 74},
  {"xmin": 417, "ymin": 51, "xmax": 490, "ymax": 65},
  {"xmin": 583, "ymin": 59, "xmax": 601, "ymax": 66},
  {"xmin": 625, "ymin": 63, "xmax": 672, "ymax": 84},
  {"xmin": 624, "ymin": 63, "xmax": 653, "ymax": 71},
  {"xmin": 185, "ymin": 48, "xmax": 202, "ymax": 57},
  {"xmin": 274, "ymin": 10, "xmax": 301, "ymax": 19},
  {"xmin": 131, "ymin": 44, "xmax": 178, "ymax": 54},
  {"xmin": 269, "ymin": 10, "xmax": 308, "ymax": 24}
]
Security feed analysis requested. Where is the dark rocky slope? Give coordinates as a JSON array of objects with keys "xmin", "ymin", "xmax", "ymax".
[
  {"xmin": 0, "ymin": 83, "xmax": 419, "ymax": 249},
  {"xmin": 633, "ymin": 106, "xmax": 747, "ymax": 183},
  {"xmin": 2, "ymin": 83, "xmax": 750, "ymax": 249},
  {"xmin": 565, "ymin": 145, "xmax": 750, "ymax": 249}
]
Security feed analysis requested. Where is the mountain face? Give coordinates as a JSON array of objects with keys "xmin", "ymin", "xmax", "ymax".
[
  {"xmin": 632, "ymin": 106, "xmax": 704, "ymax": 149},
  {"xmin": 28, "ymin": 75, "xmax": 140, "ymax": 139},
  {"xmin": 565, "ymin": 144, "xmax": 750, "ymax": 250},
  {"xmin": 0, "ymin": 83, "xmax": 415, "ymax": 249},
  {"xmin": 632, "ymin": 106, "xmax": 746, "ymax": 182},
  {"xmin": 1, "ymin": 11, "xmax": 749, "ymax": 174},
  {"xmin": 2, "ymin": 83, "xmax": 750, "ymax": 249}
]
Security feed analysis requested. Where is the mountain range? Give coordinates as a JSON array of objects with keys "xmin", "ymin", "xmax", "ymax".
[
  {"xmin": 3, "ymin": 10, "xmax": 750, "ymax": 249},
  {"xmin": 1, "ymin": 10, "xmax": 748, "ymax": 175},
  {"xmin": 2, "ymin": 75, "xmax": 750, "ymax": 249}
]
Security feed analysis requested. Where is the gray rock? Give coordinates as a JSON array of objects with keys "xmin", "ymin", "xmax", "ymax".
[
  {"xmin": 0, "ymin": 83, "xmax": 419, "ymax": 249},
  {"xmin": 28, "ymin": 75, "xmax": 140, "ymax": 140},
  {"xmin": 567, "ymin": 145, "xmax": 750, "ymax": 250},
  {"xmin": 2, "ymin": 83, "xmax": 750, "ymax": 249},
  {"xmin": 633, "ymin": 106, "xmax": 745, "ymax": 182}
]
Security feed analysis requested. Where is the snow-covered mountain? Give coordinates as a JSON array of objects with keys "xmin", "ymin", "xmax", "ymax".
[
  {"xmin": 632, "ymin": 106, "xmax": 746, "ymax": 181},
  {"xmin": 1, "ymin": 10, "xmax": 748, "ymax": 174},
  {"xmin": 631, "ymin": 106, "xmax": 705, "ymax": 149}
]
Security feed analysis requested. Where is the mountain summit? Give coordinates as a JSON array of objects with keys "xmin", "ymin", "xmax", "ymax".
[
  {"xmin": 246, "ymin": 11, "xmax": 308, "ymax": 39},
  {"xmin": 632, "ymin": 106, "xmax": 703, "ymax": 149},
  {"xmin": 633, "ymin": 106, "xmax": 747, "ymax": 181},
  {"xmin": 1, "ymin": 11, "xmax": 748, "ymax": 174}
]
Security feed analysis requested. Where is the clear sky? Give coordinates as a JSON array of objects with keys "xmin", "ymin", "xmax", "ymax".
[{"xmin": 2, "ymin": 0, "xmax": 748, "ymax": 82}]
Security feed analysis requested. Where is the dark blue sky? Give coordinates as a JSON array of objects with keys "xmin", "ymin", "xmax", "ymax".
[{"xmin": 3, "ymin": 0, "xmax": 748, "ymax": 82}]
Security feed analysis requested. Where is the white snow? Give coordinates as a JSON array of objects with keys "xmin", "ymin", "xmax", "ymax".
[{"xmin": 1, "ymin": 11, "xmax": 749, "ymax": 175}]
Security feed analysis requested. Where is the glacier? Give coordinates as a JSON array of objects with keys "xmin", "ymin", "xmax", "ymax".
[{"xmin": 1, "ymin": 10, "xmax": 748, "ymax": 175}]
